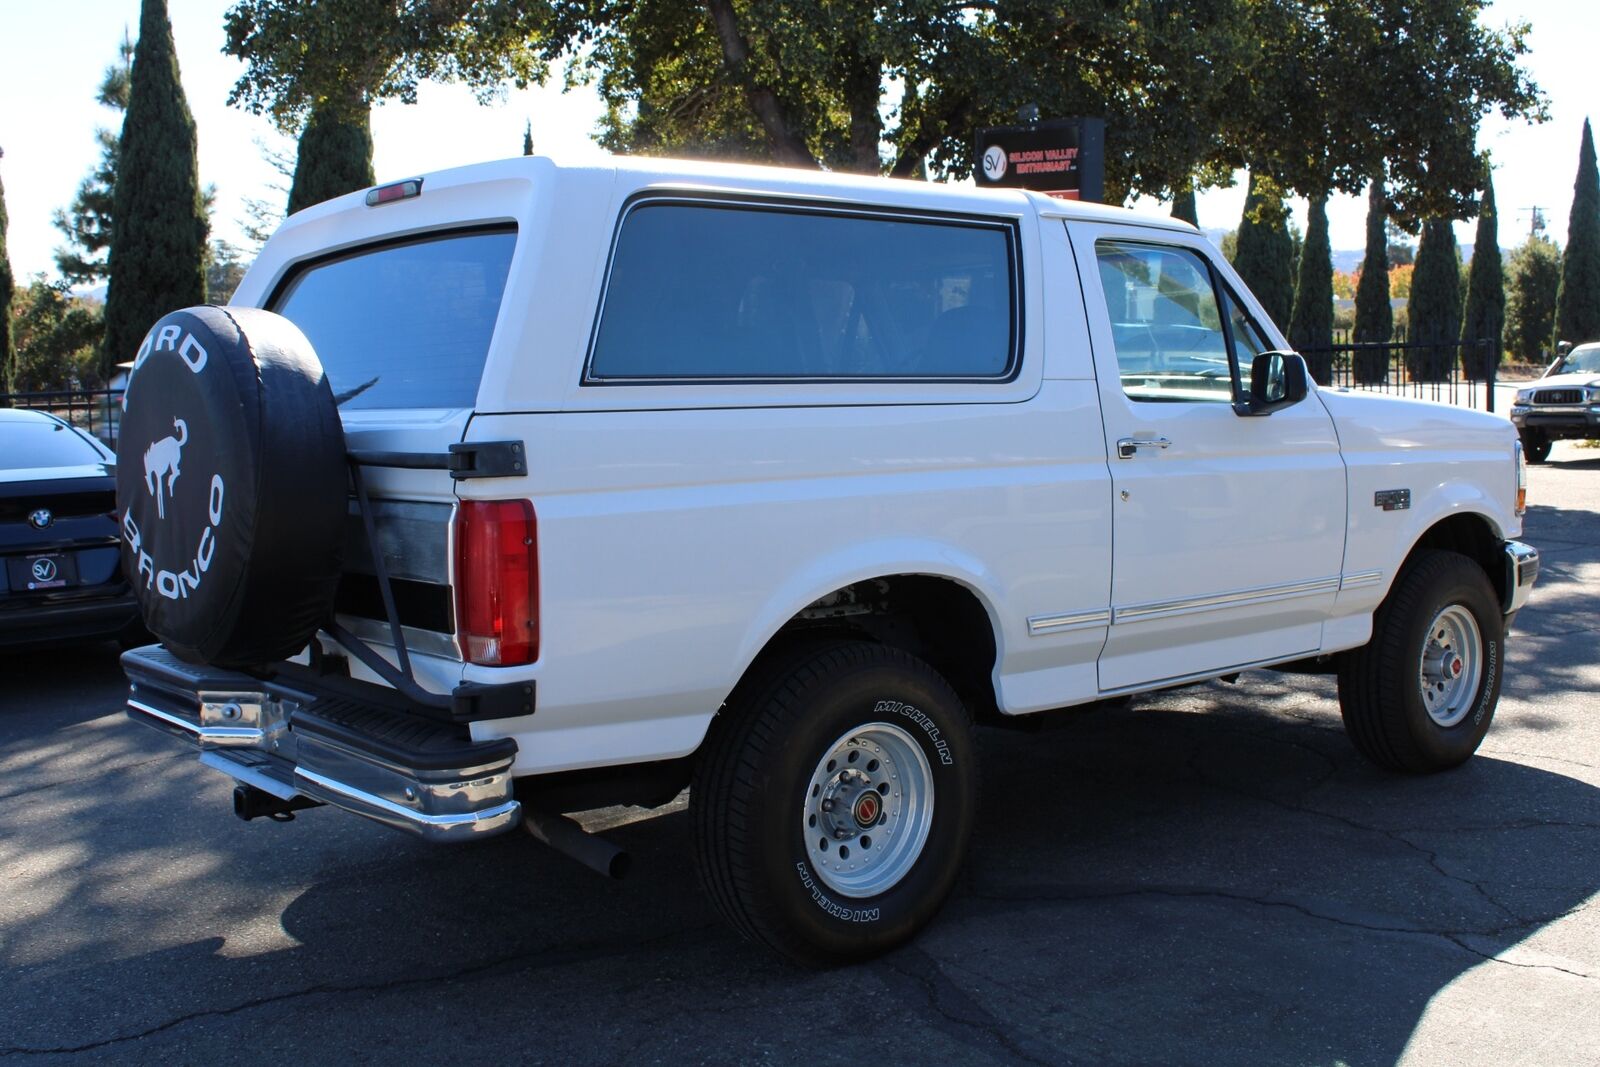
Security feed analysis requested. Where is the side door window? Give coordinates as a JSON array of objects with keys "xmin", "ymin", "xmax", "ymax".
[{"xmin": 1094, "ymin": 241, "xmax": 1235, "ymax": 404}]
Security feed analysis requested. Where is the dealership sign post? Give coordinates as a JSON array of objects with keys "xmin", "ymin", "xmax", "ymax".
[{"xmin": 973, "ymin": 117, "xmax": 1105, "ymax": 202}]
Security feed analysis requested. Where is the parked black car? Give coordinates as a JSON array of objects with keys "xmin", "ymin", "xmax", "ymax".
[{"xmin": 0, "ymin": 408, "xmax": 141, "ymax": 649}]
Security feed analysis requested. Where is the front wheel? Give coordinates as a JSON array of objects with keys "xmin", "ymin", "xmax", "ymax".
[
  {"xmin": 693, "ymin": 642, "xmax": 977, "ymax": 964},
  {"xmin": 1337, "ymin": 550, "xmax": 1504, "ymax": 772},
  {"xmin": 1520, "ymin": 428, "xmax": 1552, "ymax": 464}
]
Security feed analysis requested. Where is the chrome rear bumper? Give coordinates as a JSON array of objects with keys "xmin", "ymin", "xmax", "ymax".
[{"xmin": 122, "ymin": 645, "xmax": 521, "ymax": 842}]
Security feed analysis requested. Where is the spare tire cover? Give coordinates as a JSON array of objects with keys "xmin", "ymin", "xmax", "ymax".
[{"xmin": 116, "ymin": 306, "xmax": 347, "ymax": 668}]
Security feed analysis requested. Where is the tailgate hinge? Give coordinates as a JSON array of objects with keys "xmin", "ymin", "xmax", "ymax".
[
  {"xmin": 447, "ymin": 441, "xmax": 526, "ymax": 480},
  {"xmin": 451, "ymin": 681, "xmax": 536, "ymax": 722}
]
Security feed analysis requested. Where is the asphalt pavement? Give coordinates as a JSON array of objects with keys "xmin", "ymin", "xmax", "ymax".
[{"xmin": 2, "ymin": 444, "xmax": 1597, "ymax": 1066}]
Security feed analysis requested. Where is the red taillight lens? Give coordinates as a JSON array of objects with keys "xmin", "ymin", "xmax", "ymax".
[{"xmin": 454, "ymin": 499, "xmax": 538, "ymax": 666}]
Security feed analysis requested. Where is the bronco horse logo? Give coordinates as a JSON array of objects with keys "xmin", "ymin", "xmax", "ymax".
[{"xmin": 143, "ymin": 418, "xmax": 188, "ymax": 519}]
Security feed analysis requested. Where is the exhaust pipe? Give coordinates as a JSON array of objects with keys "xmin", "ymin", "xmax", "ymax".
[
  {"xmin": 524, "ymin": 809, "xmax": 631, "ymax": 879},
  {"xmin": 233, "ymin": 784, "xmax": 321, "ymax": 822}
]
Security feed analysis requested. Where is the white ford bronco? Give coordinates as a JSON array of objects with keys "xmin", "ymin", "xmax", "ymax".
[{"xmin": 118, "ymin": 155, "xmax": 1538, "ymax": 963}]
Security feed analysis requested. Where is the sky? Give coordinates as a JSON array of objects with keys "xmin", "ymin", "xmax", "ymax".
[{"xmin": 0, "ymin": 0, "xmax": 1592, "ymax": 283}]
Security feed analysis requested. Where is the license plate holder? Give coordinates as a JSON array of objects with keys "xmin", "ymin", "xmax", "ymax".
[{"xmin": 8, "ymin": 553, "xmax": 79, "ymax": 592}]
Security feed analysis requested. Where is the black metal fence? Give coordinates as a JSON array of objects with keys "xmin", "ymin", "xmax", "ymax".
[
  {"xmin": 1297, "ymin": 331, "xmax": 1499, "ymax": 412},
  {"xmin": 0, "ymin": 388, "xmax": 125, "ymax": 447}
]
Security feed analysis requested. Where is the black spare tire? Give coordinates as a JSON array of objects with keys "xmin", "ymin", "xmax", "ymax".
[{"xmin": 116, "ymin": 306, "xmax": 347, "ymax": 669}]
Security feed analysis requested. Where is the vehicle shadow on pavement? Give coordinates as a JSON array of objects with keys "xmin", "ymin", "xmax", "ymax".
[{"xmin": 4, "ymin": 683, "xmax": 1596, "ymax": 1065}]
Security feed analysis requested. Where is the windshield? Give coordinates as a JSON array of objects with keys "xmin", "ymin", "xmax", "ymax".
[
  {"xmin": 1558, "ymin": 345, "xmax": 1600, "ymax": 375},
  {"xmin": 0, "ymin": 418, "xmax": 109, "ymax": 471},
  {"xmin": 270, "ymin": 227, "xmax": 517, "ymax": 410}
]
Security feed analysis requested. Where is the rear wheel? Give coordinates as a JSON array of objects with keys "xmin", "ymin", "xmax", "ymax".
[
  {"xmin": 693, "ymin": 641, "xmax": 977, "ymax": 964},
  {"xmin": 1337, "ymin": 550, "xmax": 1504, "ymax": 772}
]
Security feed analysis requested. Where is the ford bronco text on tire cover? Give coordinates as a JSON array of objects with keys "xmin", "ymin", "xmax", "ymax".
[{"xmin": 118, "ymin": 155, "xmax": 1539, "ymax": 964}]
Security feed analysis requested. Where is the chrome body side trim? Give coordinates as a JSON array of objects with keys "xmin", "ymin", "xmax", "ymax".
[
  {"xmin": 1027, "ymin": 609, "xmax": 1111, "ymax": 636},
  {"xmin": 1112, "ymin": 575, "xmax": 1340, "ymax": 624},
  {"xmin": 1339, "ymin": 570, "xmax": 1384, "ymax": 590},
  {"xmin": 1503, "ymin": 540, "xmax": 1539, "ymax": 615},
  {"xmin": 1028, "ymin": 571, "xmax": 1390, "ymax": 637}
]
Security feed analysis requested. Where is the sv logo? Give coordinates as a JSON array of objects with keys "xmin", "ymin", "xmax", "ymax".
[{"xmin": 143, "ymin": 418, "xmax": 188, "ymax": 519}]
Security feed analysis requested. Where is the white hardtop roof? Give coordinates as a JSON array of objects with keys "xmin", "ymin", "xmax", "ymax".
[{"xmin": 287, "ymin": 151, "xmax": 1197, "ymax": 235}]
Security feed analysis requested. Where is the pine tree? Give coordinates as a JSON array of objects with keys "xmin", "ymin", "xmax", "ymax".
[
  {"xmin": 522, "ymin": 119, "xmax": 534, "ymax": 156},
  {"xmin": 1289, "ymin": 194, "xmax": 1334, "ymax": 383},
  {"xmin": 1, "ymin": 148, "xmax": 16, "ymax": 397},
  {"xmin": 287, "ymin": 101, "xmax": 375, "ymax": 215},
  {"xmin": 1353, "ymin": 180, "xmax": 1393, "ymax": 383},
  {"xmin": 1231, "ymin": 171, "xmax": 1294, "ymax": 332},
  {"xmin": 52, "ymin": 32, "xmax": 133, "ymax": 286},
  {"xmin": 1407, "ymin": 219, "xmax": 1463, "ymax": 382},
  {"xmin": 1461, "ymin": 174, "xmax": 1505, "ymax": 378},
  {"xmin": 1170, "ymin": 181, "xmax": 1197, "ymax": 227},
  {"xmin": 102, "ymin": 0, "xmax": 208, "ymax": 372},
  {"xmin": 1554, "ymin": 118, "xmax": 1600, "ymax": 346}
]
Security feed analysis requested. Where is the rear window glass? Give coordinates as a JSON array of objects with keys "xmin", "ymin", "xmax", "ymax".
[
  {"xmin": 271, "ymin": 228, "xmax": 516, "ymax": 409},
  {"xmin": 588, "ymin": 202, "xmax": 1018, "ymax": 381},
  {"xmin": 0, "ymin": 419, "xmax": 108, "ymax": 471}
]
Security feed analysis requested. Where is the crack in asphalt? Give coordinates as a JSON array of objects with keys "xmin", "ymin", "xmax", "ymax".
[
  {"xmin": 966, "ymin": 883, "xmax": 1598, "ymax": 982},
  {"xmin": 1170, "ymin": 728, "xmax": 1541, "ymax": 925},
  {"xmin": 0, "ymin": 925, "xmax": 715, "ymax": 1058},
  {"xmin": 876, "ymin": 946, "xmax": 1059, "ymax": 1066}
]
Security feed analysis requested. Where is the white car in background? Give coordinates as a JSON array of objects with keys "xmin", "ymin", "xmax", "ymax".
[{"xmin": 1511, "ymin": 341, "xmax": 1600, "ymax": 462}]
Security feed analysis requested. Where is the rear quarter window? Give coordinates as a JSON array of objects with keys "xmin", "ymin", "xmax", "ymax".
[
  {"xmin": 269, "ymin": 227, "xmax": 516, "ymax": 410},
  {"xmin": 588, "ymin": 200, "xmax": 1020, "ymax": 382}
]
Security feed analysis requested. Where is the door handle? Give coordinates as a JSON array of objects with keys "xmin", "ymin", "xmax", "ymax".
[{"xmin": 1117, "ymin": 436, "xmax": 1172, "ymax": 459}]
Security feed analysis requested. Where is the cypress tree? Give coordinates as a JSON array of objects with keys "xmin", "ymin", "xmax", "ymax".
[
  {"xmin": 1407, "ymin": 219, "xmax": 1463, "ymax": 382},
  {"xmin": 102, "ymin": 0, "xmax": 207, "ymax": 372},
  {"xmin": 1, "ymin": 148, "xmax": 16, "ymax": 397},
  {"xmin": 1353, "ymin": 181, "xmax": 1393, "ymax": 383},
  {"xmin": 287, "ymin": 100, "xmax": 375, "ymax": 215},
  {"xmin": 1171, "ymin": 180, "xmax": 1198, "ymax": 227},
  {"xmin": 522, "ymin": 119, "xmax": 534, "ymax": 156},
  {"xmin": 1553, "ymin": 118, "xmax": 1600, "ymax": 346},
  {"xmin": 1232, "ymin": 171, "xmax": 1294, "ymax": 332},
  {"xmin": 1461, "ymin": 174, "xmax": 1505, "ymax": 379},
  {"xmin": 1289, "ymin": 194, "xmax": 1334, "ymax": 383}
]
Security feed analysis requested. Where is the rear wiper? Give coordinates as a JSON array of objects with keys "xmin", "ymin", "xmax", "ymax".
[{"xmin": 333, "ymin": 376, "xmax": 380, "ymax": 406}]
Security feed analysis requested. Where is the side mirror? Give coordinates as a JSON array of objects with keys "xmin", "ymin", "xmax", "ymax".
[{"xmin": 1235, "ymin": 351, "xmax": 1308, "ymax": 417}]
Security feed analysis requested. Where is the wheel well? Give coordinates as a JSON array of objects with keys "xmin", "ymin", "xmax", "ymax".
[
  {"xmin": 739, "ymin": 576, "xmax": 1001, "ymax": 721},
  {"xmin": 1402, "ymin": 513, "xmax": 1504, "ymax": 604}
]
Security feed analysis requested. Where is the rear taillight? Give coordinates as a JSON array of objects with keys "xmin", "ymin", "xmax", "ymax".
[{"xmin": 454, "ymin": 499, "xmax": 538, "ymax": 666}]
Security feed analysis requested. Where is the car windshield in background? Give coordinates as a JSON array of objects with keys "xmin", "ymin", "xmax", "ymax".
[
  {"xmin": 0, "ymin": 419, "xmax": 108, "ymax": 471},
  {"xmin": 1561, "ymin": 346, "xmax": 1600, "ymax": 374},
  {"xmin": 270, "ymin": 228, "xmax": 517, "ymax": 410}
]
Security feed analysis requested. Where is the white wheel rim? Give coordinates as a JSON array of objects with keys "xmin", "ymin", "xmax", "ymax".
[
  {"xmin": 1419, "ymin": 604, "xmax": 1483, "ymax": 728},
  {"xmin": 802, "ymin": 722, "xmax": 934, "ymax": 899}
]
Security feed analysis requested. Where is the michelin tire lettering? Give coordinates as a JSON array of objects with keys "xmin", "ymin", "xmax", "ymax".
[
  {"xmin": 873, "ymin": 699, "xmax": 954, "ymax": 765},
  {"xmin": 795, "ymin": 862, "xmax": 881, "ymax": 922}
]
